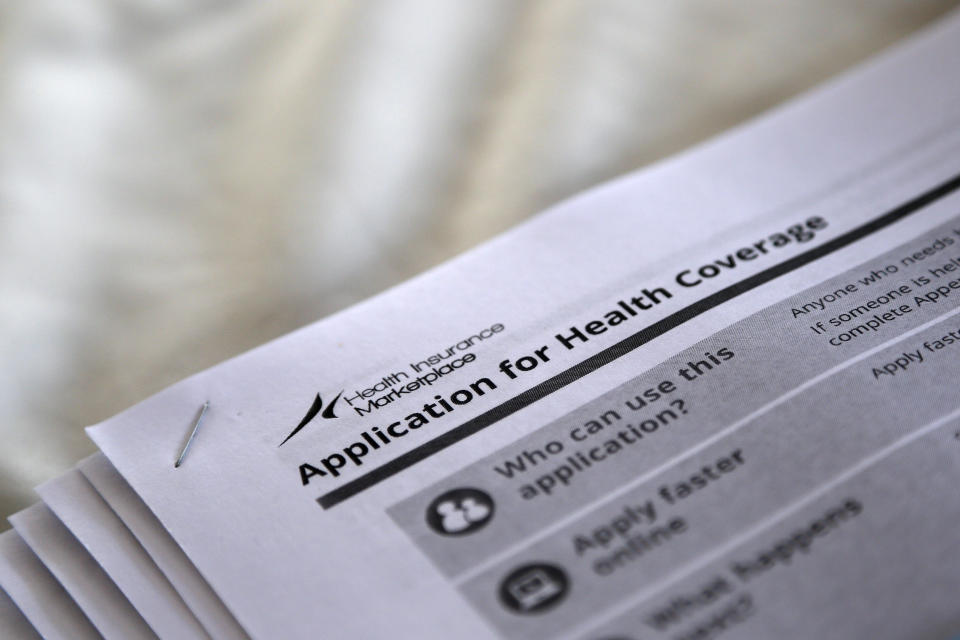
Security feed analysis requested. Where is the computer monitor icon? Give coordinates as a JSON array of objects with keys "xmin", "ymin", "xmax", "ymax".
[{"xmin": 499, "ymin": 563, "xmax": 569, "ymax": 614}]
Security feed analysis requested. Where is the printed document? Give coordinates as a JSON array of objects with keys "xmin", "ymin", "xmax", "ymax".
[{"xmin": 88, "ymin": 13, "xmax": 960, "ymax": 639}]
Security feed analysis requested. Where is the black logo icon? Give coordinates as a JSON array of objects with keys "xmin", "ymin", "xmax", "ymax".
[
  {"xmin": 499, "ymin": 563, "xmax": 569, "ymax": 614},
  {"xmin": 425, "ymin": 488, "xmax": 494, "ymax": 536},
  {"xmin": 278, "ymin": 391, "xmax": 343, "ymax": 446}
]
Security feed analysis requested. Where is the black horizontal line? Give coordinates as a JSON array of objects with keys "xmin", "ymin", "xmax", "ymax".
[{"xmin": 319, "ymin": 170, "xmax": 960, "ymax": 509}]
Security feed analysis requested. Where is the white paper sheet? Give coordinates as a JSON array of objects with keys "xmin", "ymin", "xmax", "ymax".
[
  {"xmin": 9, "ymin": 503, "xmax": 156, "ymax": 640},
  {"xmin": 87, "ymin": 11, "xmax": 960, "ymax": 640},
  {"xmin": 37, "ymin": 469, "xmax": 209, "ymax": 639},
  {"xmin": 0, "ymin": 585, "xmax": 42, "ymax": 640},
  {"xmin": 0, "ymin": 530, "xmax": 91, "ymax": 640},
  {"xmin": 80, "ymin": 453, "xmax": 249, "ymax": 640}
]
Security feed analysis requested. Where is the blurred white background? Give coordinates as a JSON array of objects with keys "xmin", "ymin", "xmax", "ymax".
[{"xmin": 1, "ymin": 0, "xmax": 958, "ymax": 524}]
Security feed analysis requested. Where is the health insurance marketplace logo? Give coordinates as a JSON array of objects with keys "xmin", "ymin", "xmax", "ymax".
[
  {"xmin": 277, "ymin": 390, "xmax": 344, "ymax": 447},
  {"xmin": 277, "ymin": 323, "xmax": 505, "ymax": 448}
]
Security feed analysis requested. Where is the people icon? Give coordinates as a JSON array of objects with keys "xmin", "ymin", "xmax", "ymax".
[
  {"xmin": 499, "ymin": 563, "xmax": 569, "ymax": 614},
  {"xmin": 435, "ymin": 497, "xmax": 489, "ymax": 532},
  {"xmin": 425, "ymin": 488, "xmax": 495, "ymax": 536}
]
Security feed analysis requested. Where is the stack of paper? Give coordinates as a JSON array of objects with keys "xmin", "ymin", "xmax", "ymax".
[{"xmin": 4, "ymin": 11, "xmax": 960, "ymax": 640}]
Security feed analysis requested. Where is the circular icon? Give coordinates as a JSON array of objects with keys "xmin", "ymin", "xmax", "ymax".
[
  {"xmin": 499, "ymin": 563, "xmax": 569, "ymax": 614},
  {"xmin": 425, "ymin": 488, "xmax": 495, "ymax": 536}
]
